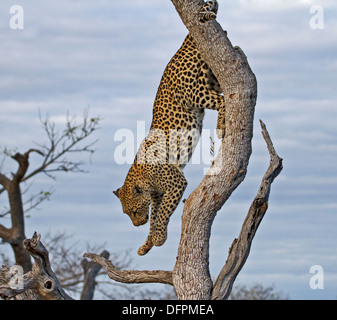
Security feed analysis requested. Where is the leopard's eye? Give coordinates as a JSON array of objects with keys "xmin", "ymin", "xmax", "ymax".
[{"xmin": 132, "ymin": 185, "xmax": 142, "ymax": 197}]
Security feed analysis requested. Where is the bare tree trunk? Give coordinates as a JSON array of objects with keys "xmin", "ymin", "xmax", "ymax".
[
  {"xmin": 170, "ymin": 0, "xmax": 257, "ymax": 299},
  {"xmin": 0, "ymin": 152, "xmax": 34, "ymax": 272}
]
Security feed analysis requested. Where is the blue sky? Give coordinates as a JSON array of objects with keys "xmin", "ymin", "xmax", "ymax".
[{"xmin": 0, "ymin": 0, "xmax": 337, "ymax": 299}]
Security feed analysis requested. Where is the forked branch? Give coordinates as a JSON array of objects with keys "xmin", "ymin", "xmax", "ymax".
[
  {"xmin": 22, "ymin": 110, "xmax": 101, "ymax": 182},
  {"xmin": 211, "ymin": 120, "xmax": 283, "ymax": 300}
]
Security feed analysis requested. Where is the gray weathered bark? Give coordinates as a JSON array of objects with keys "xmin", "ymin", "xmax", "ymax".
[
  {"xmin": 170, "ymin": 0, "xmax": 257, "ymax": 299},
  {"xmin": 210, "ymin": 120, "xmax": 283, "ymax": 300},
  {"xmin": 0, "ymin": 233, "xmax": 113, "ymax": 300},
  {"xmin": 83, "ymin": 253, "xmax": 173, "ymax": 285},
  {"xmin": 0, "ymin": 232, "xmax": 73, "ymax": 300}
]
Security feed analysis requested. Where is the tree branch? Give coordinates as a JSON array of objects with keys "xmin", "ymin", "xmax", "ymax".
[
  {"xmin": 211, "ymin": 120, "xmax": 283, "ymax": 300},
  {"xmin": 11, "ymin": 149, "xmax": 44, "ymax": 183},
  {"xmin": 83, "ymin": 253, "xmax": 173, "ymax": 286},
  {"xmin": 21, "ymin": 111, "xmax": 100, "ymax": 182},
  {"xmin": 80, "ymin": 250, "xmax": 110, "ymax": 300},
  {"xmin": 0, "ymin": 224, "xmax": 12, "ymax": 242},
  {"xmin": 0, "ymin": 173, "xmax": 10, "ymax": 190},
  {"xmin": 171, "ymin": 0, "xmax": 257, "ymax": 299}
]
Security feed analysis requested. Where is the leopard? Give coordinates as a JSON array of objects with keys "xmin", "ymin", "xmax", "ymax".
[{"xmin": 113, "ymin": 0, "xmax": 226, "ymax": 255}]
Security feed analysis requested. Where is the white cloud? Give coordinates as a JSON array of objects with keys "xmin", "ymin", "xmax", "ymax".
[{"xmin": 1, "ymin": 0, "xmax": 337, "ymax": 299}]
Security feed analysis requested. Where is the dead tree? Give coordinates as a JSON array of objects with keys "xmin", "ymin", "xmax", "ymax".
[
  {"xmin": 0, "ymin": 232, "xmax": 108, "ymax": 300},
  {"xmin": 0, "ymin": 0, "xmax": 283, "ymax": 300},
  {"xmin": 85, "ymin": 0, "xmax": 282, "ymax": 300},
  {"xmin": 85, "ymin": 0, "xmax": 282, "ymax": 299},
  {"xmin": 0, "ymin": 111, "xmax": 100, "ymax": 272}
]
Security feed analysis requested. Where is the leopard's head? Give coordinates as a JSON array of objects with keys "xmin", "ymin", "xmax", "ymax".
[{"xmin": 113, "ymin": 183, "xmax": 150, "ymax": 226}]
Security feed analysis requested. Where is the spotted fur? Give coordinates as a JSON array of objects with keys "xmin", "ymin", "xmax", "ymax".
[
  {"xmin": 114, "ymin": 22, "xmax": 226, "ymax": 255},
  {"xmin": 198, "ymin": 0, "xmax": 219, "ymax": 23}
]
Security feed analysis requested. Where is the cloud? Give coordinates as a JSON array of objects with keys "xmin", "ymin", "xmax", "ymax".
[{"xmin": 0, "ymin": 0, "xmax": 336, "ymax": 299}]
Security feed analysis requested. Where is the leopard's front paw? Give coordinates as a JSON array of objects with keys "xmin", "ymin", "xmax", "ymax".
[{"xmin": 137, "ymin": 237, "xmax": 154, "ymax": 256}]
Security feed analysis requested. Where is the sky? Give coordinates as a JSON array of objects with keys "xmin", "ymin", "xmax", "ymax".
[{"xmin": 0, "ymin": 0, "xmax": 337, "ymax": 300}]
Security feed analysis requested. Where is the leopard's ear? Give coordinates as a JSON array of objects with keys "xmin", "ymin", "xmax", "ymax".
[{"xmin": 113, "ymin": 188, "xmax": 121, "ymax": 198}]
